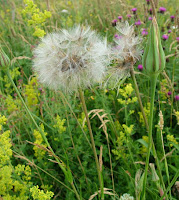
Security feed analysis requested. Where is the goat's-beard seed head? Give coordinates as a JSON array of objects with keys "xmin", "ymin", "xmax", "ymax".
[
  {"xmin": 105, "ymin": 21, "xmax": 142, "ymax": 89},
  {"xmin": 33, "ymin": 25, "xmax": 111, "ymax": 93}
]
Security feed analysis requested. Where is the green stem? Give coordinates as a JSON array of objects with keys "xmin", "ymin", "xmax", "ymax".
[
  {"xmin": 142, "ymin": 74, "xmax": 158, "ymax": 200},
  {"xmin": 79, "ymin": 88, "xmax": 104, "ymax": 200},
  {"xmin": 130, "ymin": 68, "xmax": 149, "ymax": 130},
  {"xmin": 71, "ymin": 182, "xmax": 82, "ymax": 200},
  {"xmin": 159, "ymin": 170, "xmax": 179, "ymax": 200},
  {"xmin": 6, "ymin": 69, "xmax": 81, "ymax": 200},
  {"xmin": 160, "ymin": 129, "xmax": 171, "ymax": 199}
]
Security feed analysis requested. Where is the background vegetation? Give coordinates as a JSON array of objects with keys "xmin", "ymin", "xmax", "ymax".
[{"xmin": 0, "ymin": 0, "xmax": 178, "ymax": 199}]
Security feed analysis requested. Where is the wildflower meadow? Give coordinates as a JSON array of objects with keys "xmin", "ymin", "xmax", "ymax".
[{"xmin": 0, "ymin": 0, "xmax": 178, "ymax": 199}]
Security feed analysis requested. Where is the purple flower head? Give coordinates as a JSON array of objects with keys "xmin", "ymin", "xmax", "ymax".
[
  {"xmin": 149, "ymin": 8, "xmax": 152, "ymax": 14},
  {"xmin": 148, "ymin": 17, "xmax": 152, "ymax": 20},
  {"xmin": 146, "ymin": 0, "xmax": 150, "ymax": 4},
  {"xmin": 118, "ymin": 16, "xmax": 123, "ymax": 20},
  {"xmin": 162, "ymin": 34, "xmax": 169, "ymax": 40},
  {"xmin": 168, "ymin": 30, "xmax": 172, "ymax": 33},
  {"xmin": 38, "ymin": 88, "xmax": 43, "ymax": 91},
  {"xmin": 114, "ymin": 34, "xmax": 122, "ymax": 39},
  {"xmin": 170, "ymin": 15, "xmax": 175, "ymax": 19},
  {"xmin": 18, "ymin": 79, "xmax": 23, "ymax": 83},
  {"xmin": 175, "ymin": 95, "xmax": 179, "ymax": 101},
  {"xmin": 138, "ymin": 64, "xmax": 143, "ymax": 71},
  {"xmin": 131, "ymin": 8, "xmax": 137, "ymax": 14},
  {"xmin": 112, "ymin": 19, "xmax": 117, "ymax": 27},
  {"xmin": 176, "ymin": 37, "xmax": 179, "ymax": 42},
  {"xmin": 167, "ymin": 91, "xmax": 172, "ymax": 96},
  {"xmin": 159, "ymin": 7, "xmax": 166, "ymax": 13},
  {"xmin": 135, "ymin": 20, "xmax": 141, "ymax": 26},
  {"xmin": 127, "ymin": 14, "xmax": 132, "ymax": 18},
  {"xmin": 142, "ymin": 29, "xmax": 148, "ymax": 36},
  {"xmin": 131, "ymin": 8, "xmax": 137, "ymax": 12}
]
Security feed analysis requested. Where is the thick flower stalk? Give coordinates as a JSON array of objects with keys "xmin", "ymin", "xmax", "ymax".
[
  {"xmin": 33, "ymin": 25, "xmax": 110, "ymax": 93},
  {"xmin": 106, "ymin": 21, "xmax": 142, "ymax": 89},
  {"xmin": 142, "ymin": 17, "xmax": 166, "ymax": 200}
]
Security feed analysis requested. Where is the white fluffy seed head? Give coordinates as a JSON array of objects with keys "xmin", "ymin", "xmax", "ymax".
[
  {"xmin": 105, "ymin": 21, "xmax": 142, "ymax": 89},
  {"xmin": 119, "ymin": 193, "xmax": 134, "ymax": 200},
  {"xmin": 114, "ymin": 21, "xmax": 142, "ymax": 61},
  {"xmin": 33, "ymin": 25, "xmax": 111, "ymax": 93}
]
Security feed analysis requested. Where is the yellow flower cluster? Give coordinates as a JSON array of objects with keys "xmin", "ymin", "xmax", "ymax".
[
  {"xmin": 30, "ymin": 185, "xmax": 54, "ymax": 200},
  {"xmin": 138, "ymin": 103, "xmax": 150, "ymax": 126},
  {"xmin": 112, "ymin": 123, "xmax": 134, "ymax": 160},
  {"xmin": 33, "ymin": 124, "xmax": 47, "ymax": 160},
  {"xmin": 15, "ymin": 164, "xmax": 32, "ymax": 182},
  {"xmin": 140, "ymin": 136, "xmax": 149, "ymax": 157},
  {"xmin": 167, "ymin": 135, "xmax": 178, "ymax": 147},
  {"xmin": 0, "ymin": 115, "xmax": 12, "ymax": 167},
  {"xmin": 122, "ymin": 124, "xmax": 134, "ymax": 135},
  {"xmin": 0, "ymin": 116, "xmax": 54, "ymax": 199},
  {"xmin": 117, "ymin": 83, "xmax": 137, "ymax": 105},
  {"xmin": 22, "ymin": 0, "xmax": 51, "ymax": 37},
  {"xmin": 5, "ymin": 95, "xmax": 18, "ymax": 113},
  {"xmin": 24, "ymin": 77, "xmax": 40, "ymax": 107},
  {"xmin": 0, "ymin": 115, "xmax": 7, "ymax": 131},
  {"xmin": 3, "ymin": 67, "xmax": 20, "ymax": 94},
  {"xmin": 0, "ymin": 116, "xmax": 29, "ymax": 199},
  {"xmin": 53, "ymin": 115, "xmax": 66, "ymax": 134}
]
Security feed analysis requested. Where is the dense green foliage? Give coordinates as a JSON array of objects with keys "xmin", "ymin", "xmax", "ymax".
[{"xmin": 0, "ymin": 0, "xmax": 178, "ymax": 199}]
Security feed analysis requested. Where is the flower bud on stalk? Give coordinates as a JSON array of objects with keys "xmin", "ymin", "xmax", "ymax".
[
  {"xmin": 142, "ymin": 17, "xmax": 165, "ymax": 76},
  {"xmin": 0, "ymin": 45, "xmax": 11, "ymax": 70},
  {"xmin": 141, "ymin": 17, "xmax": 166, "ymax": 200}
]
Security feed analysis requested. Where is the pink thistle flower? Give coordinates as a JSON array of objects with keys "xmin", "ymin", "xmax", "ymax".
[
  {"xmin": 118, "ymin": 16, "xmax": 123, "ymax": 21},
  {"xmin": 162, "ymin": 34, "xmax": 169, "ymax": 40},
  {"xmin": 138, "ymin": 64, "xmax": 143, "ymax": 71},
  {"xmin": 131, "ymin": 8, "xmax": 137, "ymax": 14},
  {"xmin": 142, "ymin": 29, "xmax": 148, "ymax": 36},
  {"xmin": 112, "ymin": 19, "xmax": 118, "ymax": 26},
  {"xmin": 135, "ymin": 20, "xmax": 142, "ymax": 26},
  {"xmin": 175, "ymin": 95, "xmax": 179, "ymax": 101},
  {"xmin": 159, "ymin": 7, "xmax": 166, "ymax": 14}
]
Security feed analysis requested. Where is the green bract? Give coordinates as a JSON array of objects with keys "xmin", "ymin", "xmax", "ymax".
[{"xmin": 142, "ymin": 17, "xmax": 165, "ymax": 76}]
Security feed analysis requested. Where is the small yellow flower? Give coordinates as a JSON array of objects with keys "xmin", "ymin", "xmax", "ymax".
[
  {"xmin": 53, "ymin": 115, "xmax": 66, "ymax": 134},
  {"xmin": 167, "ymin": 135, "xmax": 178, "ymax": 147},
  {"xmin": 33, "ymin": 27, "xmax": 46, "ymax": 38},
  {"xmin": 90, "ymin": 96, "xmax": 95, "ymax": 100}
]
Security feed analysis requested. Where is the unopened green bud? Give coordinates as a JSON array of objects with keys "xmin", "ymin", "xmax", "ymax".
[
  {"xmin": 0, "ymin": 45, "xmax": 11, "ymax": 70},
  {"xmin": 150, "ymin": 163, "xmax": 159, "ymax": 183},
  {"xmin": 142, "ymin": 17, "xmax": 165, "ymax": 76}
]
